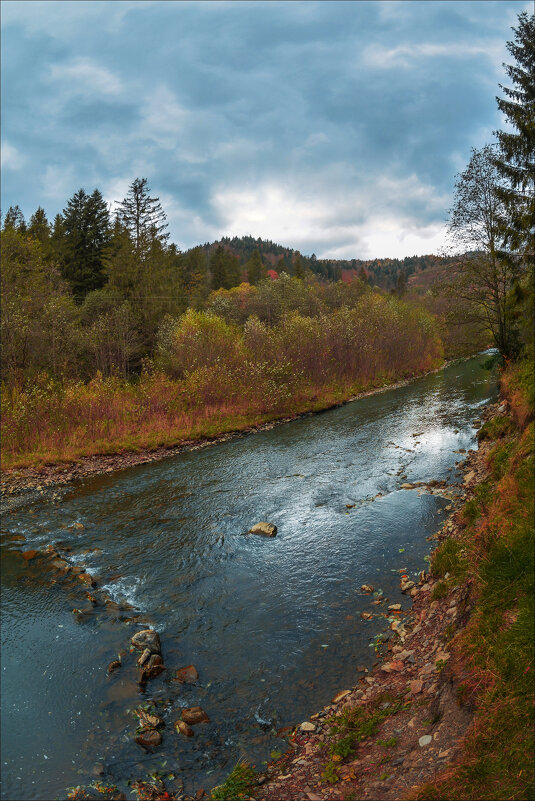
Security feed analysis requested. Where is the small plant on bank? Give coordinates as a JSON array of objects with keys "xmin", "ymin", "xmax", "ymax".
[
  {"xmin": 431, "ymin": 579, "xmax": 449, "ymax": 600},
  {"xmin": 377, "ymin": 736, "xmax": 398, "ymax": 748},
  {"xmin": 211, "ymin": 762, "xmax": 257, "ymax": 801},
  {"xmin": 322, "ymin": 695, "xmax": 408, "ymax": 783}
]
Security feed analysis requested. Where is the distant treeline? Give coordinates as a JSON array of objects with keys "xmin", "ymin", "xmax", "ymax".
[{"xmin": 199, "ymin": 235, "xmax": 459, "ymax": 289}]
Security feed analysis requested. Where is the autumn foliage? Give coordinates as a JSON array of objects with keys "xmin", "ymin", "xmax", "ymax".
[{"xmin": 1, "ymin": 291, "xmax": 442, "ymax": 469}]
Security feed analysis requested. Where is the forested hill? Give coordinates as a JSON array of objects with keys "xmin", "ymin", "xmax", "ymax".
[{"xmin": 198, "ymin": 235, "xmax": 458, "ymax": 289}]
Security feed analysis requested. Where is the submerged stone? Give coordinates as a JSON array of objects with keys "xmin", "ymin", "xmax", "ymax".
[
  {"xmin": 135, "ymin": 729, "xmax": 162, "ymax": 749},
  {"xmin": 181, "ymin": 706, "xmax": 209, "ymax": 725},
  {"xmin": 173, "ymin": 664, "xmax": 199, "ymax": 684}
]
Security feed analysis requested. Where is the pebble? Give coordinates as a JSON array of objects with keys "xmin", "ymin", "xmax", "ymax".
[
  {"xmin": 419, "ymin": 735, "xmax": 432, "ymax": 747},
  {"xmin": 300, "ymin": 722, "xmax": 316, "ymax": 732}
]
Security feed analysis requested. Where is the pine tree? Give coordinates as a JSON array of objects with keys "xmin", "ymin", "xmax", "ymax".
[
  {"xmin": 293, "ymin": 252, "xmax": 305, "ymax": 280},
  {"xmin": 3, "ymin": 205, "xmax": 26, "ymax": 232},
  {"xmin": 494, "ymin": 11, "xmax": 535, "ymax": 258},
  {"xmin": 181, "ymin": 247, "xmax": 208, "ymax": 306},
  {"xmin": 62, "ymin": 188, "xmax": 111, "ymax": 300},
  {"xmin": 396, "ymin": 269, "xmax": 407, "ymax": 297},
  {"xmin": 210, "ymin": 245, "xmax": 227, "ymax": 290},
  {"xmin": 28, "ymin": 207, "xmax": 51, "ymax": 247},
  {"xmin": 116, "ymin": 178, "xmax": 169, "ymax": 258},
  {"xmin": 223, "ymin": 250, "xmax": 242, "ymax": 289},
  {"xmin": 245, "ymin": 249, "xmax": 264, "ymax": 285}
]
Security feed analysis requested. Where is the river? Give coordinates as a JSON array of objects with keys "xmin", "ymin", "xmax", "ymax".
[{"xmin": 0, "ymin": 355, "xmax": 497, "ymax": 800}]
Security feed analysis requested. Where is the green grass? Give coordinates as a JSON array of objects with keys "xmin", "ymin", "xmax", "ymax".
[
  {"xmin": 431, "ymin": 537, "xmax": 467, "ymax": 579},
  {"xmin": 431, "ymin": 579, "xmax": 450, "ymax": 600},
  {"xmin": 211, "ymin": 762, "xmax": 257, "ymax": 800},
  {"xmin": 477, "ymin": 415, "xmax": 515, "ymax": 442},
  {"xmin": 410, "ymin": 360, "xmax": 534, "ymax": 801},
  {"xmin": 322, "ymin": 694, "xmax": 410, "ymax": 783}
]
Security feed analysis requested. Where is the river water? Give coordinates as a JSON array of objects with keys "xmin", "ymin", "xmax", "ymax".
[{"xmin": 0, "ymin": 355, "xmax": 497, "ymax": 800}]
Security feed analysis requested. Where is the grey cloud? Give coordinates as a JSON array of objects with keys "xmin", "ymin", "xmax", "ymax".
[{"xmin": 1, "ymin": 0, "xmax": 528, "ymax": 257}]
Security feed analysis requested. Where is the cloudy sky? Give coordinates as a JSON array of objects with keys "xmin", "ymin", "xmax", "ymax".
[{"xmin": 1, "ymin": 0, "xmax": 529, "ymax": 259}]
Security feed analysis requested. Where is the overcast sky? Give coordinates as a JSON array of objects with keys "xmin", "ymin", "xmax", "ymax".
[{"xmin": 1, "ymin": 0, "xmax": 529, "ymax": 259}]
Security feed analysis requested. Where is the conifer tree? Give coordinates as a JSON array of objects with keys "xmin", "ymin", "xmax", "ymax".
[
  {"xmin": 181, "ymin": 246, "xmax": 209, "ymax": 306},
  {"xmin": 494, "ymin": 11, "xmax": 535, "ymax": 258},
  {"xmin": 28, "ymin": 207, "xmax": 51, "ymax": 247},
  {"xmin": 293, "ymin": 252, "xmax": 305, "ymax": 280},
  {"xmin": 210, "ymin": 245, "xmax": 227, "ymax": 290},
  {"xmin": 62, "ymin": 188, "xmax": 111, "ymax": 299},
  {"xmin": 3, "ymin": 205, "xmax": 26, "ymax": 232},
  {"xmin": 223, "ymin": 250, "xmax": 242, "ymax": 289},
  {"xmin": 245, "ymin": 249, "xmax": 264, "ymax": 285},
  {"xmin": 116, "ymin": 178, "xmax": 169, "ymax": 258}
]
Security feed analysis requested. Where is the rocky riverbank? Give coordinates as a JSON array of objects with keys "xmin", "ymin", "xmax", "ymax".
[{"xmin": 220, "ymin": 399, "xmax": 505, "ymax": 801}]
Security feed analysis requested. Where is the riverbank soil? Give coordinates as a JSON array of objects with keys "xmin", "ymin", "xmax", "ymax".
[{"xmin": 237, "ymin": 365, "xmax": 533, "ymax": 801}]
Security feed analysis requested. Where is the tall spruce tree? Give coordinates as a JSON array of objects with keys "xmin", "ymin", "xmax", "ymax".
[
  {"xmin": 494, "ymin": 11, "xmax": 535, "ymax": 258},
  {"xmin": 223, "ymin": 250, "xmax": 242, "ymax": 289},
  {"xmin": 3, "ymin": 205, "xmax": 26, "ymax": 232},
  {"xmin": 293, "ymin": 252, "xmax": 305, "ymax": 280},
  {"xmin": 116, "ymin": 178, "xmax": 169, "ymax": 258},
  {"xmin": 28, "ymin": 207, "xmax": 51, "ymax": 246},
  {"xmin": 245, "ymin": 249, "xmax": 264, "ymax": 285},
  {"xmin": 210, "ymin": 245, "xmax": 227, "ymax": 290},
  {"xmin": 62, "ymin": 188, "xmax": 111, "ymax": 300}
]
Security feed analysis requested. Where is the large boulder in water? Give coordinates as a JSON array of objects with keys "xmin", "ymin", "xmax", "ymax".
[
  {"xmin": 249, "ymin": 522, "xmax": 277, "ymax": 537},
  {"xmin": 131, "ymin": 629, "xmax": 161, "ymax": 654}
]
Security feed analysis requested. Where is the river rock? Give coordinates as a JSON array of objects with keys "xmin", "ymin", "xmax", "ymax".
[
  {"xmin": 131, "ymin": 629, "xmax": 161, "ymax": 654},
  {"xmin": 173, "ymin": 664, "xmax": 199, "ymax": 684},
  {"xmin": 175, "ymin": 720, "xmax": 194, "ymax": 737},
  {"xmin": 331, "ymin": 690, "xmax": 351, "ymax": 704},
  {"xmin": 400, "ymin": 577, "xmax": 415, "ymax": 593},
  {"xmin": 388, "ymin": 604, "xmax": 402, "ymax": 611},
  {"xmin": 300, "ymin": 721, "xmax": 316, "ymax": 732},
  {"xmin": 137, "ymin": 710, "xmax": 164, "ymax": 730},
  {"xmin": 22, "ymin": 549, "xmax": 39, "ymax": 561},
  {"xmin": 135, "ymin": 729, "xmax": 162, "ymax": 749},
  {"xmin": 142, "ymin": 654, "xmax": 165, "ymax": 679},
  {"xmin": 360, "ymin": 611, "xmax": 373, "ymax": 620},
  {"xmin": 182, "ymin": 706, "xmax": 209, "ymax": 725},
  {"xmin": 107, "ymin": 659, "xmax": 121, "ymax": 674},
  {"xmin": 51, "ymin": 558, "xmax": 71, "ymax": 572},
  {"xmin": 400, "ymin": 483, "xmax": 416, "ymax": 489},
  {"xmin": 361, "ymin": 584, "xmax": 374, "ymax": 593},
  {"xmin": 79, "ymin": 573, "xmax": 97, "ymax": 587},
  {"xmin": 137, "ymin": 648, "xmax": 151, "ymax": 667},
  {"xmin": 249, "ymin": 522, "xmax": 277, "ymax": 537}
]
